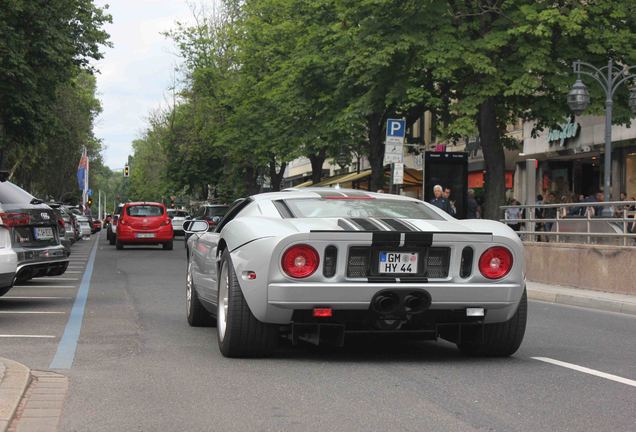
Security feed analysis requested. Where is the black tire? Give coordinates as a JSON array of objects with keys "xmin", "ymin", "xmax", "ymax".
[
  {"xmin": 116, "ymin": 239, "xmax": 124, "ymax": 250},
  {"xmin": 0, "ymin": 286, "xmax": 13, "ymax": 297},
  {"xmin": 217, "ymin": 250, "xmax": 277, "ymax": 358},
  {"xmin": 186, "ymin": 261, "xmax": 215, "ymax": 327},
  {"xmin": 457, "ymin": 289, "xmax": 527, "ymax": 357},
  {"xmin": 109, "ymin": 233, "xmax": 116, "ymax": 246},
  {"xmin": 163, "ymin": 240, "xmax": 173, "ymax": 250}
]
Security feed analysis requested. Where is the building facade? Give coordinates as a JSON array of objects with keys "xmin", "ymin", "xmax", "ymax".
[{"xmin": 518, "ymin": 115, "xmax": 636, "ymax": 202}]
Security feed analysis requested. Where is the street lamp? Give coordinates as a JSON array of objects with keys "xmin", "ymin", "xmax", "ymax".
[{"xmin": 567, "ymin": 59, "xmax": 636, "ymax": 202}]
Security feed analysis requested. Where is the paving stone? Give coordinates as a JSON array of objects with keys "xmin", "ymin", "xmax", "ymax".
[
  {"xmin": 22, "ymin": 401, "xmax": 64, "ymax": 410},
  {"xmin": 14, "ymin": 418, "xmax": 57, "ymax": 432},
  {"xmin": 20, "ymin": 409, "xmax": 61, "ymax": 419}
]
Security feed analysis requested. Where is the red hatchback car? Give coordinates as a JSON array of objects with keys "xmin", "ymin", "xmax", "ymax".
[{"xmin": 115, "ymin": 202, "xmax": 174, "ymax": 250}]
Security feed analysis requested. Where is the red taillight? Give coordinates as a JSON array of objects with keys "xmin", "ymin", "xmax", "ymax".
[
  {"xmin": 58, "ymin": 218, "xmax": 65, "ymax": 228},
  {"xmin": 161, "ymin": 218, "xmax": 171, "ymax": 226},
  {"xmin": 313, "ymin": 307, "xmax": 333, "ymax": 318},
  {"xmin": 478, "ymin": 247, "xmax": 513, "ymax": 279},
  {"xmin": 0, "ymin": 212, "xmax": 31, "ymax": 227},
  {"xmin": 119, "ymin": 218, "xmax": 126, "ymax": 226},
  {"xmin": 281, "ymin": 244, "xmax": 319, "ymax": 278}
]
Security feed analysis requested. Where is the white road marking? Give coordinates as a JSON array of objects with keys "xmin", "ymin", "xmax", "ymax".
[
  {"xmin": 34, "ymin": 278, "xmax": 79, "ymax": 281},
  {"xmin": 532, "ymin": 357, "xmax": 636, "ymax": 388},
  {"xmin": 0, "ymin": 334, "xmax": 56, "ymax": 338},
  {"xmin": 1, "ymin": 296, "xmax": 70, "ymax": 300},
  {"xmin": 0, "ymin": 311, "xmax": 65, "ymax": 314}
]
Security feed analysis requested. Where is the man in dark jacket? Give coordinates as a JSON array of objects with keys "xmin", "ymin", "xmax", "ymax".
[{"xmin": 430, "ymin": 185, "xmax": 452, "ymax": 214}]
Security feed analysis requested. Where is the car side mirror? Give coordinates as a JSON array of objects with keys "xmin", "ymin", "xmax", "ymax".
[{"xmin": 184, "ymin": 220, "xmax": 209, "ymax": 233}]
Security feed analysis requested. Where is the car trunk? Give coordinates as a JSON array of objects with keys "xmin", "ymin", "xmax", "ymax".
[
  {"xmin": 124, "ymin": 205, "xmax": 166, "ymax": 230},
  {"xmin": 1, "ymin": 204, "xmax": 60, "ymax": 248}
]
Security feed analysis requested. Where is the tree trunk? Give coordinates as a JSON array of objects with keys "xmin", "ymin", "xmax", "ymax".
[
  {"xmin": 268, "ymin": 156, "xmax": 287, "ymax": 191},
  {"xmin": 243, "ymin": 164, "xmax": 260, "ymax": 196},
  {"xmin": 478, "ymin": 97, "xmax": 506, "ymax": 220},
  {"xmin": 309, "ymin": 149, "xmax": 326, "ymax": 185},
  {"xmin": 367, "ymin": 113, "xmax": 385, "ymax": 191}
]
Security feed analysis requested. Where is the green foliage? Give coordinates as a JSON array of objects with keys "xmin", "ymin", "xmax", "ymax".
[{"xmin": 130, "ymin": 0, "xmax": 636, "ymax": 211}]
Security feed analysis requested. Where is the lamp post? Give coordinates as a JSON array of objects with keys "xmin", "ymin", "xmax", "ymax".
[{"xmin": 567, "ymin": 59, "xmax": 636, "ymax": 203}]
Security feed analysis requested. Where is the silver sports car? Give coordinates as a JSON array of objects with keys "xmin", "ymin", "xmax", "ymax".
[{"xmin": 185, "ymin": 188, "xmax": 526, "ymax": 358}]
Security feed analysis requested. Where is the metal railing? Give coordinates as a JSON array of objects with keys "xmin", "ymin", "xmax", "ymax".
[{"xmin": 499, "ymin": 201, "xmax": 636, "ymax": 246}]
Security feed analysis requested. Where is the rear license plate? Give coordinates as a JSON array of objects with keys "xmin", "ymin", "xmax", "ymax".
[
  {"xmin": 34, "ymin": 227, "xmax": 54, "ymax": 240},
  {"xmin": 136, "ymin": 233, "xmax": 155, "ymax": 239},
  {"xmin": 378, "ymin": 252, "xmax": 418, "ymax": 274}
]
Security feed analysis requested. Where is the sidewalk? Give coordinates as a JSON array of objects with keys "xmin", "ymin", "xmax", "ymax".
[
  {"xmin": 527, "ymin": 281, "xmax": 636, "ymax": 315},
  {"xmin": 0, "ymin": 358, "xmax": 30, "ymax": 432}
]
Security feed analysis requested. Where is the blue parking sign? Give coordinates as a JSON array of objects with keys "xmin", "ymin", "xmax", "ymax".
[{"xmin": 386, "ymin": 119, "xmax": 406, "ymax": 138}]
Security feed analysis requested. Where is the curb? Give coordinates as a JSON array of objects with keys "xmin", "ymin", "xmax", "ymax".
[
  {"xmin": 0, "ymin": 358, "xmax": 31, "ymax": 432},
  {"xmin": 527, "ymin": 287, "xmax": 636, "ymax": 316}
]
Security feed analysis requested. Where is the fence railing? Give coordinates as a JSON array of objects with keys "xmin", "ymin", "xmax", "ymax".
[{"xmin": 499, "ymin": 200, "xmax": 636, "ymax": 246}]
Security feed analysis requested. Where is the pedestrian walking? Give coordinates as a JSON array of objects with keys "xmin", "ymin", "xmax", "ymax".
[
  {"xmin": 443, "ymin": 187, "xmax": 457, "ymax": 216},
  {"xmin": 466, "ymin": 189, "xmax": 480, "ymax": 219}
]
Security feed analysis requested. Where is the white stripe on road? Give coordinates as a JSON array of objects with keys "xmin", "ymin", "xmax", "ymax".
[
  {"xmin": 34, "ymin": 278, "xmax": 79, "ymax": 281},
  {"xmin": 0, "ymin": 334, "xmax": 56, "ymax": 338},
  {"xmin": 0, "ymin": 311, "xmax": 65, "ymax": 314},
  {"xmin": 532, "ymin": 357, "xmax": 636, "ymax": 388}
]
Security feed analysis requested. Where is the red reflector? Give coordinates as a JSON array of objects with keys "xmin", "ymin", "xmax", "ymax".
[
  {"xmin": 247, "ymin": 271, "xmax": 256, "ymax": 280},
  {"xmin": 313, "ymin": 307, "xmax": 333, "ymax": 318}
]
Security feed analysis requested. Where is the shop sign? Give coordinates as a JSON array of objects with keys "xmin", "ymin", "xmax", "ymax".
[{"xmin": 548, "ymin": 118, "xmax": 580, "ymax": 147}]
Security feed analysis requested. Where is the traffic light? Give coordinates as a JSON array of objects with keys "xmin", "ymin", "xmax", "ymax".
[
  {"xmin": 124, "ymin": 164, "xmax": 130, "ymax": 177},
  {"xmin": 87, "ymin": 197, "xmax": 93, "ymax": 207}
]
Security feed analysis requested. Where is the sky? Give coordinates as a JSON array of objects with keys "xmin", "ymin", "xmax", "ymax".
[{"xmin": 94, "ymin": 0, "xmax": 194, "ymax": 169}]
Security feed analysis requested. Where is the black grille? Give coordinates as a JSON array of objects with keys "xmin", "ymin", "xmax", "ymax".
[
  {"xmin": 347, "ymin": 247, "xmax": 369, "ymax": 278},
  {"xmin": 347, "ymin": 246, "xmax": 450, "ymax": 279},
  {"xmin": 460, "ymin": 247, "xmax": 473, "ymax": 278}
]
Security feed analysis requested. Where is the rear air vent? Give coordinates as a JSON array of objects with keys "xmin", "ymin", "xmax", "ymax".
[
  {"xmin": 347, "ymin": 247, "xmax": 370, "ymax": 278},
  {"xmin": 323, "ymin": 246, "xmax": 338, "ymax": 278},
  {"xmin": 460, "ymin": 247, "xmax": 474, "ymax": 278}
]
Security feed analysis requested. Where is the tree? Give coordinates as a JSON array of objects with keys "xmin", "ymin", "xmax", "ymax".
[{"xmin": 0, "ymin": 0, "xmax": 110, "ymax": 153}]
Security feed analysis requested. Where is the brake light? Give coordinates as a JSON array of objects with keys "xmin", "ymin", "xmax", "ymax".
[
  {"xmin": 478, "ymin": 247, "xmax": 513, "ymax": 279},
  {"xmin": 161, "ymin": 218, "xmax": 171, "ymax": 226},
  {"xmin": 0, "ymin": 212, "xmax": 31, "ymax": 227},
  {"xmin": 281, "ymin": 244, "xmax": 319, "ymax": 278},
  {"xmin": 119, "ymin": 217, "xmax": 126, "ymax": 226},
  {"xmin": 313, "ymin": 307, "xmax": 333, "ymax": 318}
]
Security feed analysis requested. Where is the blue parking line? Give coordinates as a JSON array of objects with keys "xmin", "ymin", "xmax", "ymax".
[{"xmin": 49, "ymin": 238, "xmax": 99, "ymax": 369}]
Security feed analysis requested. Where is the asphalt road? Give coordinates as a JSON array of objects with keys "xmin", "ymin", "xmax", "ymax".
[{"xmin": 2, "ymin": 233, "xmax": 635, "ymax": 431}]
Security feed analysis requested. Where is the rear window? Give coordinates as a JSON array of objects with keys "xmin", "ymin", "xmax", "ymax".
[
  {"xmin": 205, "ymin": 206, "xmax": 229, "ymax": 217},
  {"xmin": 126, "ymin": 205, "xmax": 164, "ymax": 217},
  {"xmin": 282, "ymin": 198, "xmax": 444, "ymax": 220},
  {"xmin": 168, "ymin": 210, "xmax": 188, "ymax": 218},
  {"xmin": 0, "ymin": 181, "xmax": 34, "ymax": 204}
]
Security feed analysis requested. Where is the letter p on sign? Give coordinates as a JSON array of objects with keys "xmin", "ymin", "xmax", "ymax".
[{"xmin": 386, "ymin": 119, "xmax": 405, "ymax": 138}]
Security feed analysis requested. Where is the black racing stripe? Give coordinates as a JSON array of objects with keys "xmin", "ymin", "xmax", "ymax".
[
  {"xmin": 381, "ymin": 218, "xmax": 413, "ymax": 231},
  {"xmin": 404, "ymin": 232, "xmax": 433, "ymax": 247},
  {"xmin": 338, "ymin": 219, "xmax": 356, "ymax": 231},
  {"xmin": 350, "ymin": 218, "xmax": 383, "ymax": 231},
  {"xmin": 368, "ymin": 276, "xmax": 395, "ymax": 283},
  {"xmin": 371, "ymin": 231, "xmax": 401, "ymax": 247}
]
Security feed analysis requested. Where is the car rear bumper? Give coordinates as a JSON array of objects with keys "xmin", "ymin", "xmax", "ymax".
[
  {"xmin": 117, "ymin": 226, "xmax": 173, "ymax": 243},
  {"xmin": 266, "ymin": 281, "xmax": 524, "ymax": 323}
]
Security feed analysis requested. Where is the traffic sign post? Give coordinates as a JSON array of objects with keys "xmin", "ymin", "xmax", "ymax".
[{"xmin": 384, "ymin": 119, "xmax": 406, "ymax": 193}]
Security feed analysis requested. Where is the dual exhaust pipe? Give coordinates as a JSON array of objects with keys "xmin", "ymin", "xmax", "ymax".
[{"xmin": 371, "ymin": 290, "xmax": 431, "ymax": 316}]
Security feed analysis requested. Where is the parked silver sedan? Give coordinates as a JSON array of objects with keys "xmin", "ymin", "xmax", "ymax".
[{"xmin": 185, "ymin": 188, "xmax": 526, "ymax": 358}]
